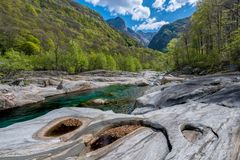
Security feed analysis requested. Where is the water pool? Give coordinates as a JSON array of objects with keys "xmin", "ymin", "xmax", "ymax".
[{"xmin": 0, "ymin": 85, "xmax": 147, "ymax": 128}]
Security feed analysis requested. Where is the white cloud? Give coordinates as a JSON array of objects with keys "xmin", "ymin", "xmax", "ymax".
[
  {"xmin": 153, "ymin": 0, "xmax": 198, "ymax": 12},
  {"xmin": 166, "ymin": 0, "xmax": 198, "ymax": 12},
  {"xmin": 152, "ymin": 0, "xmax": 167, "ymax": 10},
  {"xmin": 132, "ymin": 18, "xmax": 169, "ymax": 31},
  {"xmin": 84, "ymin": 0, "xmax": 150, "ymax": 20}
]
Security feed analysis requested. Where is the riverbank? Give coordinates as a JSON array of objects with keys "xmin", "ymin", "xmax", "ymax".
[
  {"xmin": 0, "ymin": 70, "xmax": 166, "ymax": 110},
  {"xmin": 0, "ymin": 85, "xmax": 147, "ymax": 128}
]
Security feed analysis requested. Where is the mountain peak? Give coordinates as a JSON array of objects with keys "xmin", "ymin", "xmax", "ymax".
[
  {"xmin": 106, "ymin": 17, "xmax": 127, "ymax": 31},
  {"xmin": 107, "ymin": 17, "xmax": 157, "ymax": 47},
  {"xmin": 114, "ymin": 16, "xmax": 124, "ymax": 22}
]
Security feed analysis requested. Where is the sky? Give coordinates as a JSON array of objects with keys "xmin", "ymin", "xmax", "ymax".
[{"xmin": 75, "ymin": 0, "xmax": 198, "ymax": 32}]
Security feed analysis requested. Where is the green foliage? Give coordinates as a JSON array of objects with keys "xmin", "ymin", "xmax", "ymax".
[
  {"xmin": 0, "ymin": 0, "xmax": 171, "ymax": 73},
  {"xmin": 106, "ymin": 55, "xmax": 117, "ymax": 71},
  {"xmin": 230, "ymin": 28, "xmax": 240, "ymax": 55},
  {"xmin": 0, "ymin": 49, "xmax": 33, "ymax": 72},
  {"xmin": 46, "ymin": 39, "xmax": 55, "ymax": 51},
  {"xmin": 67, "ymin": 66, "xmax": 76, "ymax": 74},
  {"xmin": 169, "ymin": 0, "xmax": 240, "ymax": 73},
  {"xmin": 31, "ymin": 51, "xmax": 56, "ymax": 70},
  {"xmin": 59, "ymin": 41, "xmax": 89, "ymax": 73},
  {"xmin": 124, "ymin": 56, "xmax": 136, "ymax": 72},
  {"xmin": 76, "ymin": 52, "xmax": 89, "ymax": 72},
  {"xmin": 21, "ymin": 41, "xmax": 40, "ymax": 55},
  {"xmin": 122, "ymin": 56, "xmax": 142, "ymax": 72},
  {"xmin": 27, "ymin": 35, "xmax": 40, "ymax": 45},
  {"xmin": 0, "ymin": 0, "xmax": 139, "ymax": 55},
  {"xmin": 167, "ymin": 38, "xmax": 178, "ymax": 53},
  {"xmin": 26, "ymin": 4, "xmax": 38, "ymax": 16},
  {"xmin": 133, "ymin": 58, "xmax": 142, "ymax": 71},
  {"xmin": 93, "ymin": 53, "xmax": 107, "ymax": 70},
  {"xmin": 229, "ymin": 28, "xmax": 240, "ymax": 66}
]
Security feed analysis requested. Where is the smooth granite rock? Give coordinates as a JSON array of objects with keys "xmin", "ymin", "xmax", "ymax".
[
  {"xmin": 136, "ymin": 73, "xmax": 240, "ymax": 109},
  {"xmin": 1, "ymin": 72, "xmax": 240, "ymax": 160},
  {"xmin": 0, "ymin": 102, "xmax": 239, "ymax": 160}
]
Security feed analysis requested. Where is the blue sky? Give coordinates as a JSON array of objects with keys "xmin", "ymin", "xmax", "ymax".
[{"xmin": 75, "ymin": 0, "xmax": 197, "ymax": 32}]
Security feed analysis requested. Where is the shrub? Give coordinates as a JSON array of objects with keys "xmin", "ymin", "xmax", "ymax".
[
  {"xmin": 0, "ymin": 49, "xmax": 33, "ymax": 72},
  {"xmin": 31, "ymin": 51, "xmax": 55, "ymax": 70},
  {"xmin": 21, "ymin": 41, "xmax": 40, "ymax": 55}
]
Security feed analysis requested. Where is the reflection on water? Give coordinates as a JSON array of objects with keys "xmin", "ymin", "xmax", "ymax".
[{"xmin": 0, "ymin": 85, "xmax": 147, "ymax": 128}]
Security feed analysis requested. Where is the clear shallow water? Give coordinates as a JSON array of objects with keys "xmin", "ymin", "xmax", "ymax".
[{"xmin": 0, "ymin": 85, "xmax": 147, "ymax": 128}]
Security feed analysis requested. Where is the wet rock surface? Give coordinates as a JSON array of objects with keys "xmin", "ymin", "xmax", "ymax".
[{"xmin": 0, "ymin": 72, "xmax": 240, "ymax": 160}]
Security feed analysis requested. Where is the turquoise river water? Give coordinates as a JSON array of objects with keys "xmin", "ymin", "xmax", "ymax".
[{"xmin": 0, "ymin": 85, "xmax": 147, "ymax": 128}]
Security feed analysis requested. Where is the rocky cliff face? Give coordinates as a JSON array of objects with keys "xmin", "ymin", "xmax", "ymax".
[
  {"xmin": 0, "ymin": 72, "xmax": 240, "ymax": 160},
  {"xmin": 107, "ymin": 17, "xmax": 154, "ymax": 47},
  {"xmin": 137, "ymin": 30, "xmax": 156, "ymax": 43}
]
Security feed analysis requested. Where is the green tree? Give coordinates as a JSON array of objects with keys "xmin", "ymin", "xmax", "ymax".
[
  {"xmin": 133, "ymin": 58, "xmax": 142, "ymax": 71},
  {"xmin": 167, "ymin": 38, "xmax": 181, "ymax": 68},
  {"xmin": 59, "ymin": 40, "xmax": 89, "ymax": 73},
  {"xmin": 94, "ymin": 53, "xmax": 107, "ymax": 70},
  {"xmin": 124, "ymin": 56, "xmax": 136, "ymax": 72},
  {"xmin": 32, "ymin": 51, "xmax": 55, "ymax": 70},
  {"xmin": 76, "ymin": 51, "xmax": 89, "ymax": 72},
  {"xmin": 20, "ymin": 35, "xmax": 41, "ymax": 55},
  {"xmin": 170, "ymin": 0, "xmax": 240, "ymax": 72},
  {"xmin": 87, "ymin": 53, "xmax": 97, "ymax": 70},
  {"xmin": 106, "ymin": 55, "xmax": 117, "ymax": 71},
  {"xmin": 229, "ymin": 28, "xmax": 240, "ymax": 66},
  {"xmin": 21, "ymin": 41, "xmax": 40, "ymax": 55}
]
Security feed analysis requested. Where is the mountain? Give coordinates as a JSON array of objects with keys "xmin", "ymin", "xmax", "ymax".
[
  {"xmin": 148, "ymin": 17, "xmax": 190, "ymax": 52},
  {"xmin": 0, "ymin": 0, "xmax": 141, "ymax": 54},
  {"xmin": 0, "ymin": 0, "xmax": 168, "ymax": 72},
  {"xmin": 137, "ymin": 31, "xmax": 156, "ymax": 44},
  {"xmin": 106, "ymin": 17, "xmax": 128, "ymax": 32},
  {"xmin": 107, "ymin": 17, "xmax": 153, "ymax": 47}
]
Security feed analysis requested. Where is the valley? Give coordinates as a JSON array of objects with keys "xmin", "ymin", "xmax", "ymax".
[{"xmin": 0, "ymin": 0, "xmax": 239, "ymax": 159}]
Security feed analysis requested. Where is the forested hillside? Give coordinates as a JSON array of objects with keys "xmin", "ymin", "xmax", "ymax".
[
  {"xmin": 0, "ymin": 0, "xmax": 170, "ymax": 74},
  {"xmin": 149, "ymin": 17, "xmax": 190, "ymax": 52},
  {"xmin": 169, "ymin": 0, "xmax": 240, "ymax": 73}
]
